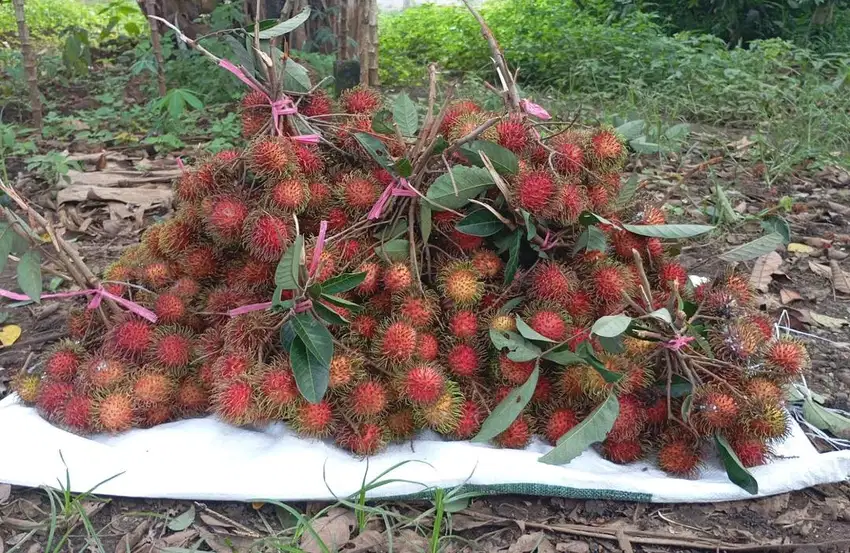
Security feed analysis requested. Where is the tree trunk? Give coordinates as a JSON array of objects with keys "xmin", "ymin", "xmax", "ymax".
[
  {"xmin": 145, "ymin": 0, "xmax": 168, "ymax": 97},
  {"xmin": 12, "ymin": 0, "xmax": 42, "ymax": 129},
  {"xmin": 358, "ymin": 0, "xmax": 378, "ymax": 86},
  {"xmin": 337, "ymin": 0, "xmax": 349, "ymax": 59}
]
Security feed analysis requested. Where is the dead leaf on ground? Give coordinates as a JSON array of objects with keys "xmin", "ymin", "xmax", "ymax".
[
  {"xmin": 510, "ymin": 532, "xmax": 548, "ymax": 553},
  {"xmin": 829, "ymin": 260, "xmax": 850, "ymax": 295},
  {"xmin": 300, "ymin": 507, "xmax": 356, "ymax": 553},
  {"xmin": 62, "ymin": 168, "xmax": 181, "ymax": 188},
  {"xmin": 828, "ymin": 249, "xmax": 849, "ymax": 261},
  {"xmin": 396, "ymin": 530, "xmax": 430, "ymax": 553},
  {"xmin": 113, "ymin": 520, "xmax": 149, "ymax": 553},
  {"xmin": 0, "ymin": 483, "xmax": 11, "ymax": 504},
  {"xmin": 826, "ymin": 201, "xmax": 850, "ymax": 216},
  {"xmin": 809, "ymin": 311, "xmax": 850, "ymax": 329},
  {"xmin": 808, "ymin": 261, "xmax": 832, "ymax": 279},
  {"xmin": 347, "ymin": 529, "xmax": 386, "ymax": 552},
  {"xmin": 775, "ymin": 504, "xmax": 810, "ymax": 526},
  {"xmin": 57, "ymin": 185, "xmax": 172, "ymax": 207},
  {"xmin": 779, "ymin": 289, "xmax": 803, "ymax": 304},
  {"xmin": 749, "ymin": 251, "xmax": 783, "ymax": 292},
  {"xmin": 157, "ymin": 528, "xmax": 199, "ymax": 548},
  {"xmin": 788, "ymin": 243, "xmax": 815, "ymax": 255},
  {"xmin": 802, "ymin": 236, "xmax": 832, "ymax": 248}
]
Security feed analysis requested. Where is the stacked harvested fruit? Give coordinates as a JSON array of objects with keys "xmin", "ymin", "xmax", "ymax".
[{"xmin": 11, "ymin": 85, "xmax": 809, "ymax": 479}]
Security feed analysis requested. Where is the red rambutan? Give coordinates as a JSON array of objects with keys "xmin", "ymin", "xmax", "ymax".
[
  {"xmin": 470, "ymin": 249, "xmax": 503, "ymax": 279},
  {"xmin": 732, "ymin": 438, "xmax": 770, "ymax": 468},
  {"xmin": 375, "ymin": 321, "xmax": 418, "ymax": 366},
  {"xmin": 338, "ymin": 422, "xmax": 387, "ymax": 456},
  {"xmin": 496, "ymin": 354, "xmax": 535, "ymax": 384},
  {"xmin": 96, "ymin": 392, "xmax": 135, "ymax": 432},
  {"xmin": 243, "ymin": 212, "xmax": 291, "ymax": 263},
  {"xmin": 150, "ymin": 328, "xmax": 193, "ymax": 369},
  {"xmin": 44, "ymin": 342, "xmax": 84, "ymax": 382},
  {"xmin": 154, "ymin": 293, "xmax": 186, "ymax": 324},
  {"xmin": 657, "ymin": 262, "xmax": 689, "ymax": 292},
  {"xmin": 180, "ymin": 245, "xmax": 219, "ymax": 280},
  {"xmin": 249, "ymin": 137, "xmax": 295, "ymax": 175},
  {"xmin": 527, "ymin": 309, "xmax": 568, "ymax": 341},
  {"xmin": 446, "ymin": 342, "xmax": 481, "ymax": 378},
  {"xmin": 36, "ymin": 380, "xmax": 73, "ymax": 419},
  {"xmin": 301, "ymin": 89, "xmax": 333, "ymax": 117},
  {"xmin": 268, "ymin": 178, "xmax": 310, "ymax": 212},
  {"xmin": 608, "ymin": 395, "xmax": 646, "ymax": 442},
  {"xmin": 109, "ymin": 319, "xmax": 153, "ymax": 359},
  {"xmin": 495, "ymin": 415, "xmax": 532, "ymax": 449},
  {"xmin": 63, "ymin": 395, "xmax": 92, "ymax": 431},
  {"xmin": 513, "ymin": 170, "xmax": 558, "ymax": 215},
  {"xmin": 83, "ymin": 356, "xmax": 127, "ymax": 390},
  {"xmin": 400, "ymin": 363, "xmax": 445, "ymax": 405},
  {"xmin": 386, "ymin": 408, "xmax": 417, "ymax": 440},
  {"xmin": 176, "ymin": 378, "xmax": 209, "ymax": 415},
  {"xmin": 383, "ymin": 262, "xmax": 413, "ymax": 294},
  {"xmin": 348, "ymin": 379, "xmax": 389, "ymax": 419},
  {"xmin": 214, "ymin": 380, "xmax": 255, "ymax": 424},
  {"xmin": 449, "ymin": 310, "xmax": 479, "ymax": 340},
  {"xmin": 601, "ymin": 439, "xmax": 643, "ymax": 464},
  {"xmin": 588, "ymin": 128, "xmax": 626, "ymax": 170},
  {"xmin": 214, "ymin": 351, "xmax": 252, "ymax": 381},
  {"xmin": 496, "ymin": 116, "xmax": 529, "ymax": 153},
  {"xmin": 692, "ymin": 389, "xmax": 738, "ymax": 433},
  {"xmin": 545, "ymin": 408, "xmax": 579, "ymax": 444},
  {"xmin": 439, "ymin": 100, "xmax": 482, "ymax": 136},
  {"xmin": 336, "ymin": 173, "xmax": 382, "ymax": 214},
  {"xmin": 205, "ymin": 195, "xmax": 249, "ymax": 244},
  {"xmin": 763, "ymin": 337, "xmax": 810, "ymax": 376},
  {"xmin": 589, "ymin": 263, "xmax": 634, "ymax": 305},
  {"xmin": 453, "ymin": 399, "xmax": 484, "ymax": 439},
  {"xmin": 340, "ymin": 86, "xmax": 382, "ymax": 114},
  {"xmin": 552, "ymin": 132, "xmax": 586, "ymax": 175},
  {"xmin": 293, "ymin": 400, "xmax": 335, "ymax": 437},
  {"xmin": 295, "ymin": 145, "xmax": 324, "ymax": 175},
  {"xmin": 657, "ymin": 439, "xmax": 701, "ymax": 477},
  {"xmin": 416, "ymin": 332, "xmax": 441, "ymax": 362}
]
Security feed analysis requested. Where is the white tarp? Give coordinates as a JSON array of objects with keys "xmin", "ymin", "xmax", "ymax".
[{"xmin": 2, "ymin": 394, "xmax": 849, "ymax": 503}]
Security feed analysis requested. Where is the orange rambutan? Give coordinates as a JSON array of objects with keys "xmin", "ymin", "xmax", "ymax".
[
  {"xmin": 608, "ymin": 394, "xmax": 646, "ymax": 442},
  {"xmin": 544, "ymin": 408, "xmax": 579, "ymax": 444},
  {"xmin": 95, "ymin": 392, "xmax": 135, "ymax": 432},
  {"xmin": 175, "ymin": 378, "xmax": 209, "ymax": 416},
  {"xmin": 470, "ymin": 249, "xmax": 503, "ymax": 279},
  {"xmin": 292, "ymin": 400, "xmax": 335, "ymax": 437},
  {"xmin": 438, "ymin": 261, "xmax": 484, "ymax": 306},
  {"xmin": 268, "ymin": 178, "xmax": 310, "ymax": 212},
  {"xmin": 383, "ymin": 262, "xmax": 413, "ymax": 294},
  {"xmin": 744, "ymin": 378, "xmax": 783, "ymax": 403},
  {"xmin": 374, "ymin": 320, "xmax": 418, "ymax": 366},
  {"xmin": 439, "ymin": 100, "xmax": 482, "ymax": 136},
  {"xmin": 495, "ymin": 415, "xmax": 533, "ymax": 449},
  {"xmin": 213, "ymin": 350, "xmax": 252, "ymax": 382},
  {"xmin": 249, "ymin": 137, "xmax": 295, "ymax": 175},
  {"xmin": 336, "ymin": 172, "xmax": 382, "ymax": 214},
  {"xmin": 386, "ymin": 408, "xmax": 418, "ymax": 440},
  {"xmin": 180, "ymin": 245, "xmax": 219, "ymax": 280},
  {"xmin": 67, "ymin": 308, "xmax": 98, "ymax": 341},
  {"xmin": 709, "ymin": 321, "xmax": 762, "ymax": 363},
  {"xmin": 587, "ymin": 128, "xmax": 626, "ymax": 170},
  {"xmin": 763, "ymin": 337, "xmax": 810, "ymax": 376},
  {"xmin": 328, "ymin": 352, "xmax": 363, "ymax": 390},
  {"xmin": 657, "ymin": 439, "xmax": 701, "ymax": 477},
  {"xmin": 691, "ymin": 388, "xmax": 739, "ymax": 433},
  {"xmin": 133, "ymin": 370, "xmax": 176, "ymax": 406},
  {"xmin": 348, "ymin": 379, "xmax": 389, "ymax": 420},
  {"xmin": 138, "ymin": 261, "xmax": 172, "ymax": 290}
]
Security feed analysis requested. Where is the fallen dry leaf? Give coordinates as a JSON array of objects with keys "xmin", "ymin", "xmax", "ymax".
[
  {"xmin": 300, "ymin": 508, "xmax": 355, "ymax": 553},
  {"xmin": 828, "ymin": 249, "xmax": 849, "ymax": 261},
  {"xmin": 113, "ymin": 520, "xmax": 149, "ymax": 553},
  {"xmin": 788, "ymin": 243, "xmax": 815, "ymax": 254},
  {"xmin": 57, "ymin": 185, "xmax": 172, "ymax": 207},
  {"xmin": 347, "ymin": 530, "xmax": 385, "ymax": 552},
  {"xmin": 396, "ymin": 530, "xmax": 429, "ymax": 553},
  {"xmin": 0, "ymin": 483, "xmax": 11, "ymax": 504},
  {"xmin": 802, "ymin": 236, "xmax": 832, "ymax": 248},
  {"xmin": 749, "ymin": 251, "xmax": 783, "ymax": 292},
  {"xmin": 510, "ymin": 532, "xmax": 547, "ymax": 553},
  {"xmin": 779, "ymin": 289, "xmax": 803, "ymax": 304},
  {"xmin": 809, "ymin": 311, "xmax": 850, "ymax": 329},
  {"xmin": 829, "ymin": 260, "xmax": 850, "ymax": 295},
  {"xmin": 808, "ymin": 261, "xmax": 832, "ymax": 279},
  {"xmin": 0, "ymin": 325, "xmax": 22, "ymax": 347},
  {"xmin": 775, "ymin": 505, "xmax": 810, "ymax": 526}
]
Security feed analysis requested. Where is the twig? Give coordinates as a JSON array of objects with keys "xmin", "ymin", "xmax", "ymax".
[{"xmin": 460, "ymin": 0, "xmax": 520, "ymax": 110}]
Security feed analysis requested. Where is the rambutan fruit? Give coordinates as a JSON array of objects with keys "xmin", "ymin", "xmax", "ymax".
[
  {"xmin": 340, "ymin": 86, "xmax": 381, "ymax": 114},
  {"xmin": 132, "ymin": 370, "xmax": 176, "ymax": 406},
  {"xmin": 731, "ymin": 438, "xmax": 771, "ymax": 468},
  {"xmin": 175, "ymin": 171, "xmax": 207, "ymax": 203},
  {"xmin": 564, "ymin": 290, "xmax": 595, "ymax": 324},
  {"xmin": 438, "ymin": 261, "xmax": 484, "ymax": 307},
  {"xmin": 154, "ymin": 293, "xmax": 186, "ymax": 324},
  {"xmin": 335, "ymin": 172, "xmax": 382, "ymax": 214},
  {"xmin": 637, "ymin": 205, "xmax": 666, "ymax": 226},
  {"xmin": 452, "ymin": 399, "xmax": 484, "ymax": 439},
  {"xmin": 601, "ymin": 355, "xmax": 651, "ymax": 395},
  {"xmin": 470, "ymin": 249, "xmax": 503, "ymax": 280},
  {"xmin": 36, "ymin": 380, "xmax": 73, "ymax": 419},
  {"xmin": 557, "ymin": 366, "xmax": 585, "ymax": 401},
  {"xmin": 445, "ymin": 342, "xmax": 482, "ymax": 378},
  {"xmin": 544, "ymin": 408, "xmax": 579, "ymax": 444},
  {"xmin": 63, "ymin": 395, "xmax": 92, "ymax": 432},
  {"xmin": 645, "ymin": 397, "xmax": 668, "ymax": 427},
  {"xmin": 721, "ymin": 273, "xmax": 754, "ymax": 305},
  {"xmin": 44, "ymin": 341, "xmax": 85, "ymax": 382},
  {"xmin": 205, "ymin": 195, "xmax": 249, "ymax": 244},
  {"xmin": 175, "ymin": 378, "xmax": 209, "ymax": 416},
  {"xmin": 489, "ymin": 314, "xmax": 517, "ymax": 333},
  {"xmin": 150, "ymin": 327, "xmax": 194, "ymax": 369},
  {"xmin": 512, "ymin": 169, "xmax": 558, "ymax": 215},
  {"xmin": 102, "ymin": 263, "xmax": 133, "ymax": 297},
  {"xmin": 691, "ymin": 388, "xmax": 739, "ymax": 433},
  {"xmin": 349, "ymin": 313, "xmax": 379, "ymax": 342},
  {"xmin": 496, "ymin": 116, "xmax": 529, "ymax": 153},
  {"xmin": 704, "ymin": 290, "xmax": 743, "ymax": 320},
  {"xmin": 338, "ymin": 422, "xmax": 388, "ymax": 456},
  {"xmin": 495, "ymin": 414, "xmax": 533, "ymax": 449},
  {"xmin": 223, "ymin": 310, "xmax": 277, "ymax": 353},
  {"xmin": 301, "ymin": 89, "xmax": 333, "ymax": 117},
  {"xmin": 293, "ymin": 400, "xmax": 335, "ymax": 437},
  {"xmin": 608, "ymin": 395, "xmax": 646, "ymax": 442},
  {"xmin": 448, "ymin": 112, "xmax": 498, "ymax": 143},
  {"xmin": 657, "ymin": 262, "xmax": 689, "ymax": 292},
  {"xmin": 306, "ymin": 243, "xmax": 338, "ymax": 282},
  {"xmin": 709, "ymin": 321, "xmax": 762, "ymax": 363},
  {"xmin": 179, "ymin": 245, "xmax": 219, "ymax": 281},
  {"xmin": 372, "ymin": 167, "xmax": 394, "ymax": 186},
  {"xmin": 744, "ymin": 377, "xmax": 783, "ymax": 403},
  {"xmin": 328, "ymin": 352, "xmax": 363, "ymax": 391},
  {"xmin": 354, "ymin": 261, "xmax": 382, "ymax": 296},
  {"xmin": 213, "ymin": 149, "xmax": 240, "ymax": 164},
  {"xmin": 295, "ymin": 145, "xmax": 324, "ymax": 175},
  {"xmin": 214, "ymin": 380, "xmax": 256, "ymax": 425},
  {"xmin": 213, "ymin": 351, "xmax": 252, "ymax": 381},
  {"xmin": 657, "ymin": 439, "xmax": 701, "ymax": 478},
  {"xmin": 108, "ymin": 318, "xmax": 153, "ymax": 359},
  {"xmin": 159, "ymin": 217, "xmax": 197, "ymax": 257},
  {"xmin": 745, "ymin": 313, "xmax": 775, "ymax": 341},
  {"xmin": 94, "ymin": 392, "xmax": 135, "ymax": 432},
  {"xmin": 527, "ymin": 261, "xmax": 574, "ymax": 304},
  {"xmin": 587, "ymin": 127, "xmax": 626, "ymax": 171},
  {"xmin": 416, "ymin": 332, "xmax": 441, "ymax": 362},
  {"xmin": 384, "ymin": 408, "xmax": 416, "ymax": 441},
  {"xmin": 138, "ymin": 261, "xmax": 173, "ymax": 290},
  {"xmin": 556, "ymin": 182, "xmax": 588, "ymax": 225},
  {"xmin": 763, "ymin": 337, "xmax": 810, "ymax": 376},
  {"xmin": 448, "ymin": 310, "xmax": 479, "ymax": 340},
  {"xmin": 241, "ymin": 110, "xmax": 267, "ymax": 138},
  {"xmin": 383, "ymin": 262, "xmax": 413, "ymax": 294},
  {"xmin": 139, "ymin": 404, "xmax": 173, "ymax": 428},
  {"xmin": 374, "ymin": 320, "xmax": 418, "ymax": 366},
  {"xmin": 589, "ymin": 262, "xmax": 634, "ymax": 305},
  {"xmin": 11, "ymin": 371, "xmax": 40, "ymax": 404},
  {"xmin": 742, "ymin": 399, "xmax": 789, "ymax": 440},
  {"xmin": 241, "ymin": 90, "xmax": 268, "ymax": 109},
  {"xmin": 496, "ymin": 354, "xmax": 535, "ymax": 385},
  {"xmin": 525, "ymin": 308, "xmax": 569, "ymax": 341},
  {"xmin": 81, "ymin": 355, "xmax": 127, "ymax": 391},
  {"xmin": 338, "ymin": 239, "xmax": 363, "ymax": 263},
  {"xmin": 256, "ymin": 361, "xmax": 299, "ymax": 418},
  {"xmin": 439, "ymin": 100, "xmax": 482, "ymax": 137},
  {"xmin": 203, "ymin": 287, "xmax": 254, "ymax": 326},
  {"xmin": 396, "ymin": 293, "xmax": 438, "ymax": 329},
  {"xmin": 348, "ymin": 379, "xmax": 389, "ymax": 420},
  {"xmin": 368, "ymin": 290, "xmax": 394, "ymax": 315},
  {"xmin": 249, "ymin": 137, "xmax": 295, "ymax": 175},
  {"xmin": 448, "ymin": 228, "xmax": 484, "ymax": 251},
  {"xmin": 602, "ymin": 439, "xmax": 644, "ymax": 464},
  {"xmin": 306, "ymin": 181, "xmax": 332, "ymax": 213},
  {"xmin": 268, "ymin": 178, "xmax": 310, "ymax": 213},
  {"xmin": 227, "ymin": 257, "xmax": 275, "ymax": 292},
  {"xmin": 141, "ymin": 223, "xmax": 166, "ymax": 258},
  {"xmin": 399, "ymin": 363, "xmax": 445, "ymax": 405},
  {"xmin": 645, "ymin": 238, "xmax": 664, "ymax": 259},
  {"xmin": 609, "ymin": 229, "xmax": 643, "ymax": 261},
  {"xmin": 552, "ymin": 132, "xmax": 586, "ymax": 175},
  {"xmin": 415, "ymin": 380, "xmax": 463, "ymax": 434},
  {"xmin": 67, "ymin": 308, "xmax": 98, "ymax": 341}
]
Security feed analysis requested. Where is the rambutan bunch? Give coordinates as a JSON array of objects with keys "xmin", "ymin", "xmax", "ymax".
[
  {"xmin": 440, "ymin": 100, "xmax": 482, "ymax": 137},
  {"xmin": 300, "ymin": 89, "xmax": 333, "ymax": 117},
  {"xmin": 255, "ymin": 358, "xmax": 299, "ymax": 419},
  {"xmin": 248, "ymin": 137, "xmax": 297, "ymax": 175},
  {"xmin": 204, "ymin": 194, "xmax": 250, "ymax": 245},
  {"xmin": 333, "ymin": 171, "xmax": 382, "ymax": 215},
  {"xmin": 550, "ymin": 131, "xmax": 587, "ymax": 176},
  {"xmin": 510, "ymin": 169, "xmax": 559, "ymax": 217},
  {"xmin": 586, "ymin": 127, "xmax": 627, "ymax": 171}
]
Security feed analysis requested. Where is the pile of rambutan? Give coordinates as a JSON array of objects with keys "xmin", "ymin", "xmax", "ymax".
[{"xmin": 10, "ymin": 81, "xmax": 810, "ymax": 490}]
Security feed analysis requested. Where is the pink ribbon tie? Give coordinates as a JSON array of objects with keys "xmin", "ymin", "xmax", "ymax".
[
  {"xmin": 0, "ymin": 286, "xmax": 157, "ymax": 323},
  {"xmin": 521, "ymin": 99, "xmax": 551, "ymax": 120},
  {"xmin": 309, "ymin": 221, "xmax": 328, "ymax": 276},
  {"xmin": 368, "ymin": 178, "xmax": 416, "ymax": 220},
  {"xmin": 664, "ymin": 335, "xmax": 695, "ymax": 351}
]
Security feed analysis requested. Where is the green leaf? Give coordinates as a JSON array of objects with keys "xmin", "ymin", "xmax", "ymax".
[
  {"xmin": 307, "ymin": 282, "xmax": 323, "ymax": 299},
  {"xmin": 499, "ymin": 296, "xmax": 524, "ymax": 314},
  {"xmin": 0, "ymin": 225, "xmax": 15, "ymax": 275},
  {"xmin": 489, "ymin": 329, "xmax": 541, "ymax": 362},
  {"xmin": 597, "ymin": 334, "xmax": 625, "ymax": 354},
  {"xmin": 539, "ymin": 394, "xmax": 620, "ymax": 465},
  {"xmin": 579, "ymin": 212, "xmax": 614, "ymax": 227},
  {"xmin": 455, "ymin": 209, "xmax": 504, "ymax": 237},
  {"xmin": 612, "ymin": 175, "xmax": 639, "ymax": 211},
  {"xmin": 375, "ymin": 239, "xmax": 409, "ymax": 262},
  {"xmin": 275, "ymin": 235, "xmax": 304, "ymax": 290},
  {"xmin": 719, "ymin": 232, "xmax": 784, "ymax": 263},
  {"xmin": 167, "ymin": 505, "xmax": 195, "ymax": 531},
  {"xmin": 615, "ymin": 120, "xmax": 645, "ymax": 141},
  {"xmin": 591, "ymin": 314, "xmax": 632, "ymax": 338},
  {"xmin": 622, "ymin": 224, "xmax": 714, "ymax": 239},
  {"xmin": 543, "ymin": 345, "xmax": 585, "ymax": 365},
  {"xmin": 760, "ymin": 216, "xmax": 791, "ymax": 245},
  {"xmin": 289, "ymin": 336, "xmax": 330, "ymax": 404},
  {"xmin": 371, "ymin": 110, "xmax": 395, "ymax": 135},
  {"xmin": 280, "ymin": 320, "xmax": 296, "ymax": 351},
  {"xmin": 503, "ymin": 230, "xmax": 522, "ymax": 285},
  {"xmin": 394, "ymin": 158, "xmax": 413, "ymax": 178},
  {"xmin": 714, "ymin": 185, "xmax": 739, "ymax": 225},
  {"xmin": 472, "ymin": 364, "xmax": 539, "ymax": 443},
  {"xmin": 257, "ymin": 7, "xmax": 311, "ymax": 39},
  {"xmin": 290, "ymin": 312, "xmax": 334, "ymax": 366},
  {"xmin": 320, "ymin": 272, "xmax": 367, "ymax": 295},
  {"xmin": 458, "ymin": 141, "xmax": 519, "ymax": 175},
  {"xmin": 181, "ymin": 90, "xmax": 204, "ymax": 110},
  {"xmin": 664, "ymin": 123, "xmax": 690, "ymax": 142},
  {"xmin": 648, "ymin": 308, "xmax": 672, "ymax": 324},
  {"xmin": 516, "ymin": 316, "xmax": 556, "ymax": 343},
  {"xmin": 354, "ymin": 133, "xmax": 394, "ymax": 173},
  {"xmin": 320, "ymin": 294, "xmax": 362, "ymax": 312},
  {"xmin": 630, "ymin": 136, "xmax": 660, "ymax": 154},
  {"xmin": 671, "ymin": 375, "xmax": 694, "ymax": 399},
  {"xmin": 16, "ymin": 251, "xmax": 42, "ymax": 303},
  {"xmin": 420, "ymin": 203, "xmax": 432, "ymax": 243},
  {"xmin": 314, "ymin": 302, "xmax": 349, "ymax": 325},
  {"xmin": 283, "ymin": 58, "xmax": 311, "ymax": 93},
  {"xmin": 519, "ymin": 210, "xmax": 537, "ymax": 241},
  {"xmin": 586, "ymin": 226, "xmax": 607, "ymax": 252},
  {"xmin": 425, "ymin": 166, "xmax": 495, "ymax": 210},
  {"xmin": 802, "ymin": 397, "xmax": 850, "ymax": 436},
  {"xmin": 379, "ymin": 218, "xmax": 408, "ymax": 240},
  {"xmin": 715, "ymin": 435, "xmax": 759, "ymax": 495},
  {"xmin": 392, "ymin": 93, "xmax": 418, "ymax": 137}
]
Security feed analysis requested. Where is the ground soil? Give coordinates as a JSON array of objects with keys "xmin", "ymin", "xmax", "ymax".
[{"xmin": 1, "ymin": 132, "xmax": 849, "ymax": 553}]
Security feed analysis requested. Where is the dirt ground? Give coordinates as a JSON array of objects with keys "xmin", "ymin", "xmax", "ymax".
[{"xmin": 1, "ymin": 131, "xmax": 850, "ymax": 552}]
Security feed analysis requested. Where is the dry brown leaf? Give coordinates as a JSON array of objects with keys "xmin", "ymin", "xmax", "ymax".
[
  {"xmin": 809, "ymin": 311, "xmax": 850, "ymax": 329},
  {"xmin": 57, "ymin": 185, "xmax": 172, "ymax": 207},
  {"xmin": 828, "ymin": 249, "xmax": 849, "ymax": 261},
  {"xmin": 827, "ymin": 201, "xmax": 850, "ymax": 216},
  {"xmin": 347, "ymin": 530, "xmax": 385, "ymax": 553},
  {"xmin": 829, "ymin": 260, "xmax": 850, "ymax": 295},
  {"xmin": 802, "ymin": 236, "xmax": 832, "ymax": 248},
  {"xmin": 159, "ymin": 528, "xmax": 199, "ymax": 547},
  {"xmin": 779, "ymin": 289, "xmax": 803, "ymax": 304},
  {"xmin": 113, "ymin": 520, "xmax": 149, "ymax": 553},
  {"xmin": 510, "ymin": 533, "xmax": 547, "ymax": 553},
  {"xmin": 788, "ymin": 243, "xmax": 815, "ymax": 254},
  {"xmin": 395, "ymin": 530, "xmax": 429, "ymax": 553},
  {"xmin": 300, "ymin": 508, "xmax": 356, "ymax": 553},
  {"xmin": 749, "ymin": 251, "xmax": 782, "ymax": 292},
  {"xmin": 808, "ymin": 261, "xmax": 832, "ymax": 279}
]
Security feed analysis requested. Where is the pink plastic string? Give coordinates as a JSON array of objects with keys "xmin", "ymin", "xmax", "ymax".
[
  {"xmin": 292, "ymin": 134, "xmax": 321, "ymax": 144},
  {"xmin": 664, "ymin": 335, "xmax": 695, "ymax": 351},
  {"xmin": 176, "ymin": 157, "xmax": 185, "ymax": 171},
  {"xmin": 367, "ymin": 178, "xmax": 416, "ymax": 221},
  {"xmin": 309, "ymin": 220, "xmax": 328, "ymax": 276},
  {"xmin": 227, "ymin": 301, "xmax": 273, "ymax": 317},
  {"xmin": 540, "ymin": 230, "xmax": 557, "ymax": 251},
  {"xmin": 0, "ymin": 286, "xmax": 158, "ymax": 323},
  {"xmin": 294, "ymin": 298, "xmax": 313, "ymax": 313},
  {"xmin": 521, "ymin": 99, "xmax": 551, "ymax": 120},
  {"xmin": 218, "ymin": 59, "xmax": 299, "ymax": 137}
]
